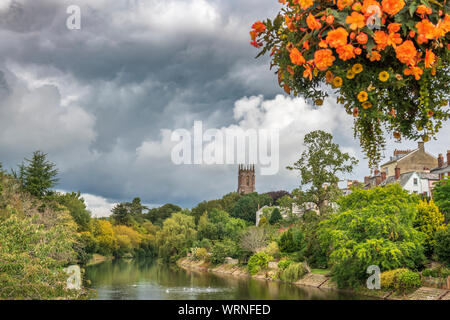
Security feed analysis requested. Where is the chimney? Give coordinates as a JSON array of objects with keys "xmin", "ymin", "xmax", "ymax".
[
  {"xmin": 418, "ymin": 141, "xmax": 425, "ymax": 152},
  {"xmin": 381, "ymin": 171, "xmax": 386, "ymax": 182},
  {"xmin": 447, "ymin": 150, "xmax": 450, "ymax": 167},
  {"xmin": 438, "ymin": 154, "xmax": 444, "ymax": 168},
  {"xmin": 364, "ymin": 176, "xmax": 370, "ymax": 185},
  {"xmin": 376, "ymin": 176, "xmax": 381, "ymax": 186},
  {"xmin": 395, "ymin": 167, "xmax": 401, "ymax": 180},
  {"xmin": 374, "ymin": 169, "xmax": 380, "ymax": 176}
]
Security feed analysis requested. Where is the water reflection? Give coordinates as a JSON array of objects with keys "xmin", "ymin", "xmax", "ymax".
[{"xmin": 85, "ymin": 258, "xmax": 370, "ymax": 300}]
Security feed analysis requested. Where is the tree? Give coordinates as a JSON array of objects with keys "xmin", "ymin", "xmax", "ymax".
[
  {"xmin": 111, "ymin": 197, "xmax": 148, "ymax": 226},
  {"xmin": 319, "ymin": 185, "xmax": 426, "ymax": 289},
  {"xmin": 240, "ymin": 226, "xmax": 268, "ymax": 253},
  {"xmin": 433, "ymin": 177, "xmax": 450, "ymax": 222},
  {"xmin": 197, "ymin": 209, "xmax": 247, "ymax": 241},
  {"xmin": 287, "ymin": 130, "xmax": 358, "ymax": 215},
  {"xmin": 145, "ymin": 203, "xmax": 181, "ymax": 226},
  {"xmin": 266, "ymin": 190, "xmax": 290, "ymax": 203},
  {"xmin": 13, "ymin": 151, "xmax": 59, "ymax": 198},
  {"xmin": 54, "ymin": 192, "xmax": 92, "ymax": 232},
  {"xmin": 269, "ymin": 208, "xmax": 282, "ymax": 224},
  {"xmin": 413, "ymin": 200, "xmax": 446, "ymax": 256},
  {"xmin": 434, "ymin": 226, "xmax": 450, "ymax": 265},
  {"xmin": 156, "ymin": 212, "xmax": 197, "ymax": 262},
  {"xmin": 232, "ymin": 193, "xmax": 272, "ymax": 223}
]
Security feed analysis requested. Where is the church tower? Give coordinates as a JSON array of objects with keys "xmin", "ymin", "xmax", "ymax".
[{"xmin": 238, "ymin": 164, "xmax": 255, "ymax": 195}]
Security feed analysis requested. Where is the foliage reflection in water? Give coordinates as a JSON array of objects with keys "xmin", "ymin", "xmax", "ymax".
[{"xmin": 85, "ymin": 258, "xmax": 370, "ymax": 300}]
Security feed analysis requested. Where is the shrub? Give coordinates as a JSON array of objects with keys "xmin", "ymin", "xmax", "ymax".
[
  {"xmin": 320, "ymin": 185, "xmax": 426, "ymax": 289},
  {"xmin": 278, "ymin": 259, "xmax": 293, "ymax": 271},
  {"xmin": 279, "ymin": 262, "xmax": 308, "ymax": 282},
  {"xmin": 381, "ymin": 268, "xmax": 421, "ymax": 293},
  {"xmin": 258, "ymin": 216, "xmax": 268, "ymax": 227},
  {"xmin": 434, "ymin": 226, "xmax": 450, "ymax": 265},
  {"xmin": 192, "ymin": 247, "xmax": 209, "ymax": 261},
  {"xmin": 414, "ymin": 200, "xmax": 445, "ymax": 255},
  {"xmin": 210, "ymin": 239, "xmax": 237, "ymax": 265},
  {"xmin": 247, "ymin": 252, "xmax": 273, "ymax": 275},
  {"xmin": 263, "ymin": 241, "xmax": 280, "ymax": 259},
  {"xmin": 269, "ymin": 208, "xmax": 282, "ymax": 224}
]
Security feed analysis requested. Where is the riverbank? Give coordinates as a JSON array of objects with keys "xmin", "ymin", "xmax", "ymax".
[
  {"xmin": 86, "ymin": 254, "xmax": 114, "ymax": 266},
  {"xmin": 177, "ymin": 258, "xmax": 450, "ymax": 300}
]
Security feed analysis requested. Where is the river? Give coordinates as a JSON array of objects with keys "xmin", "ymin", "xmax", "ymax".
[{"xmin": 85, "ymin": 258, "xmax": 370, "ymax": 300}]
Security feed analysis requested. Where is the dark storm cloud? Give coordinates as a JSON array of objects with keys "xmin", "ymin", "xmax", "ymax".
[{"xmin": 2, "ymin": 0, "xmax": 447, "ymax": 213}]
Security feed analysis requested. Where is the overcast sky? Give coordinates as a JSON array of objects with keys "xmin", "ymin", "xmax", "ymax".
[{"xmin": 0, "ymin": 0, "xmax": 449, "ymax": 216}]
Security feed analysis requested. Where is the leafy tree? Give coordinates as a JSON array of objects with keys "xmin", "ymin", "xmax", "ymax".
[
  {"xmin": 191, "ymin": 199, "xmax": 223, "ymax": 224},
  {"xmin": 54, "ymin": 192, "xmax": 92, "ymax": 232},
  {"xmin": 156, "ymin": 213, "xmax": 197, "ymax": 262},
  {"xmin": 197, "ymin": 209, "xmax": 247, "ymax": 241},
  {"xmin": 219, "ymin": 192, "xmax": 241, "ymax": 213},
  {"xmin": 433, "ymin": 177, "xmax": 450, "ymax": 221},
  {"xmin": 266, "ymin": 190, "xmax": 290, "ymax": 203},
  {"xmin": 413, "ymin": 200, "xmax": 446, "ymax": 255},
  {"xmin": 93, "ymin": 220, "xmax": 117, "ymax": 256},
  {"xmin": 145, "ymin": 203, "xmax": 181, "ymax": 226},
  {"xmin": 240, "ymin": 226, "xmax": 268, "ymax": 253},
  {"xmin": 111, "ymin": 197, "xmax": 148, "ymax": 226},
  {"xmin": 434, "ymin": 226, "xmax": 450, "ymax": 265},
  {"xmin": 232, "ymin": 193, "xmax": 272, "ymax": 223},
  {"xmin": 278, "ymin": 228, "xmax": 306, "ymax": 261},
  {"xmin": 269, "ymin": 208, "xmax": 282, "ymax": 225},
  {"xmin": 319, "ymin": 185, "xmax": 426, "ymax": 288},
  {"xmin": 13, "ymin": 151, "xmax": 59, "ymax": 198},
  {"xmin": 210, "ymin": 239, "xmax": 238, "ymax": 265},
  {"xmin": 287, "ymin": 131, "xmax": 358, "ymax": 215}
]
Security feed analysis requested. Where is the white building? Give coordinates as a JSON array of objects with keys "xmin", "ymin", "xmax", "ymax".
[{"xmin": 380, "ymin": 171, "xmax": 439, "ymax": 197}]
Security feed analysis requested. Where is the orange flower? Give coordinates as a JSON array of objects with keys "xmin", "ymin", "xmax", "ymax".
[
  {"xmin": 326, "ymin": 15, "xmax": 335, "ymax": 24},
  {"xmin": 326, "ymin": 27, "xmax": 348, "ymax": 48},
  {"xmin": 381, "ymin": 0, "xmax": 405, "ymax": 15},
  {"xmin": 395, "ymin": 40, "xmax": 417, "ymax": 65},
  {"xmin": 337, "ymin": 0, "xmax": 354, "ymax": 10},
  {"xmin": 387, "ymin": 32, "xmax": 403, "ymax": 47},
  {"xmin": 354, "ymin": 47, "xmax": 362, "ymax": 55},
  {"xmin": 336, "ymin": 44, "xmax": 356, "ymax": 61},
  {"xmin": 299, "ymin": 0, "xmax": 314, "ymax": 10},
  {"xmin": 416, "ymin": 19, "xmax": 436, "ymax": 40},
  {"xmin": 387, "ymin": 23, "xmax": 401, "ymax": 33},
  {"xmin": 356, "ymin": 32, "xmax": 368, "ymax": 44},
  {"xmin": 314, "ymin": 49, "xmax": 335, "ymax": 71},
  {"xmin": 290, "ymin": 48, "xmax": 306, "ymax": 65},
  {"xmin": 285, "ymin": 15, "xmax": 296, "ymax": 32},
  {"xmin": 346, "ymin": 11, "xmax": 365, "ymax": 30},
  {"xmin": 374, "ymin": 31, "xmax": 389, "ymax": 50},
  {"xmin": 424, "ymin": 49, "xmax": 435, "ymax": 68},
  {"xmin": 404, "ymin": 66, "xmax": 423, "ymax": 80},
  {"xmin": 250, "ymin": 30, "xmax": 257, "ymax": 41},
  {"xmin": 252, "ymin": 21, "xmax": 266, "ymax": 34},
  {"xmin": 319, "ymin": 39, "xmax": 328, "ymax": 48},
  {"xmin": 303, "ymin": 40, "xmax": 310, "ymax": 50},
  {"xmin": 416, "ymin": 5, "xmax": 432, "ymax": 16},
  {"xmin": 326, "ymin": 71, "xmax": 334, "ymax": 83},
  {"xmin": 409, "ymin": 30, "xmax": 415, "ymax": 38},
  {"xmin": 303, "ymin": 64, "xmax": 313, "ymax": 80},
  {"xmin": 306, "ymin": 13, "xmax": 322, "ymax": 30},
  {"xmin": 361, "ymin": 0, "xmax": 381, "ymax": 16},
  {"xmin": 367, "ymin": 50, "xmax": 381, "ymax": 61}
]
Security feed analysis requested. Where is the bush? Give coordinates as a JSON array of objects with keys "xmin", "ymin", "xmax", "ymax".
[
  {"xmin": 422, "ymin": 266, "xmax": 450, "ymax": 279},
  {"xmin": 247, "ymin": 252, "xmax": 273, "ymax": 275},
  {"xmin": 192, "ymin": 247, "xmax": 209, "ymax": 261},
  {"xmin": 434, "ymin": 227, "xmax": 450, "ymax": 265},
  {"xmin": 278, "ymin": 259, "xmax": 293, "ymax": 271},
  {"xmin": 258, "ymin": 216, "xmax": 268, "ymax": 227},
  {"xmin": 413, "ymin": 200, "xmax": 445, "ymax": 255},
  {"xmin": 320, "ymin": 185, "xmax": 426, "ymax": 289},
  {"xmin": 269, "ymin": 208, "xmax": 282, "ymax": 225},
  {"xmin": 279, "ymin": 262, "xmax": 308, "ymax": 282},
  {"xmin": 263, "ymin": 241, "xmax": 280, "ymax": 259},
  {"xmin": 210, "ymin": 240, "xmax": 237, "ymax": 265},
  {"xmin": 381, "ymin": 268, "xmax": 421, "ymax": 293}
]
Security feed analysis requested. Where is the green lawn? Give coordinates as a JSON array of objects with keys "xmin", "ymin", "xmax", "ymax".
[{"xmin": 311, "ymin": 268, "xmax": 330, "ymax": 275}]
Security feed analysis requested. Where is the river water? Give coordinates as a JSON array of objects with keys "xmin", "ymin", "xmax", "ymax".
[{"xmin": 85, "ymin": 258, "xmax": 370, "ymax": 300}]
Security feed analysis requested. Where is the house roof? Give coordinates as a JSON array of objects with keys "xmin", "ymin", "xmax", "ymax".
[
  {"xmin": 380, "ymin": 171, "xmax": 439, "ymax": 187},
  {"xmin": 431, "ymin": 163, "xmax": 450, "ymax": 174},
  {"xmin": 381, "ymin": 149, "xmax": 418, "ymax": 166}
]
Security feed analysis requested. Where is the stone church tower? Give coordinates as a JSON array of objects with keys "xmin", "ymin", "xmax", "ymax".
[{"xmin": 238, "ymin": 164, "xmax": 255, "ymax": 194}]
